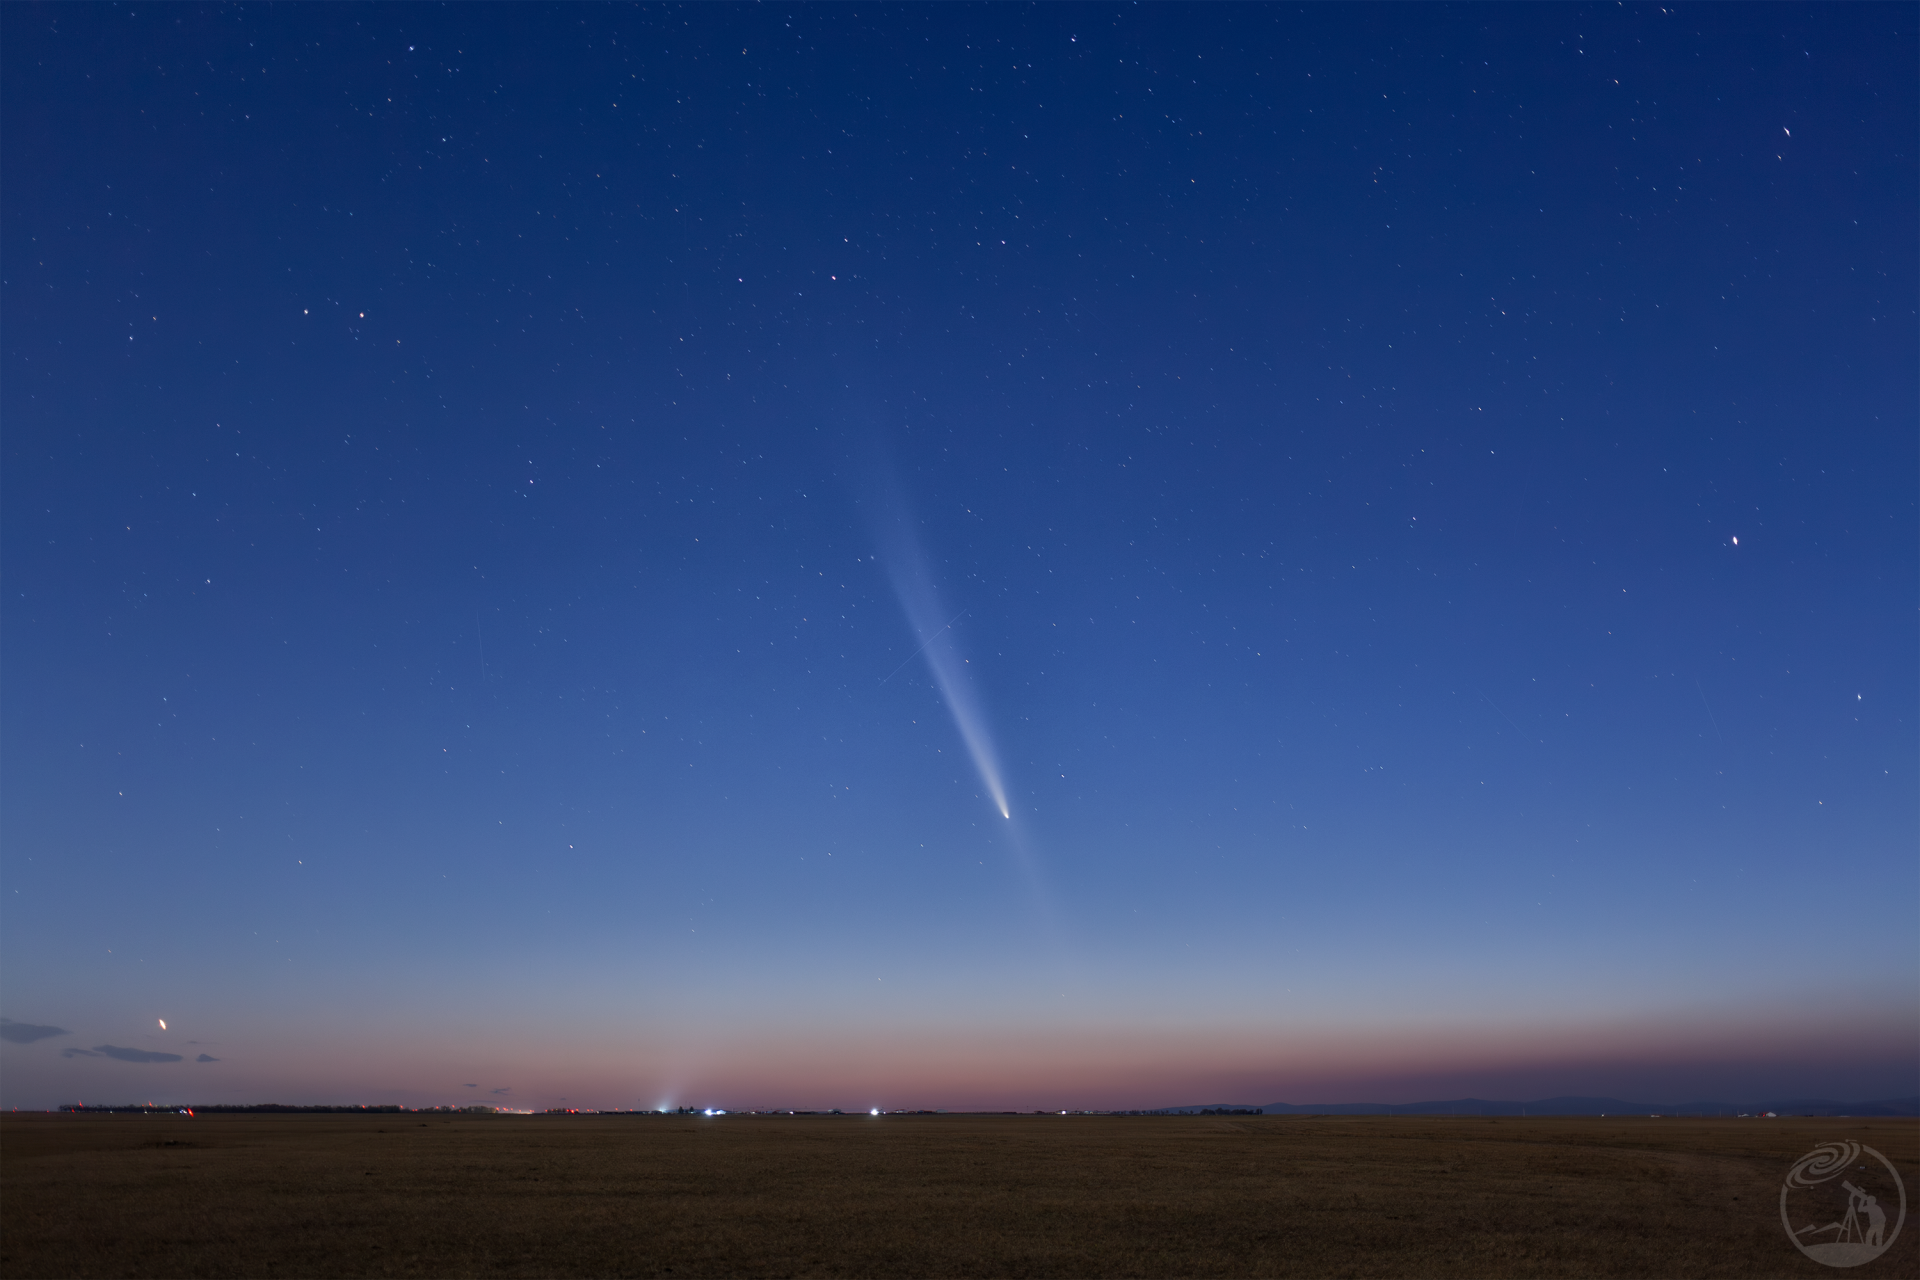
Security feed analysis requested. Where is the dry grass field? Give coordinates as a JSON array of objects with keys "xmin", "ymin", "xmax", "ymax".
[{"xmin": 3, "ymin": 1111, "xmax": 1915, "ymax": 1278}]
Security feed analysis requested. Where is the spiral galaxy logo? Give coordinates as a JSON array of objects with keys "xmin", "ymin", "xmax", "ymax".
[{"xmin": 1781, "ymin": 1141, "xmax": 1906, "ymax": 1268}]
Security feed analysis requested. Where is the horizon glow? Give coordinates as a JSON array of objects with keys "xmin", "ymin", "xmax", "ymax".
[{"xmin": 1, "ymin": 5, "xmax": 1913, "ymax": 1113}]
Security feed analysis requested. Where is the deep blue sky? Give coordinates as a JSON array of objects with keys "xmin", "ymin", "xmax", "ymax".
[{"xmin": 4, "ymin": 3, "xmax": 1914, "ymax": 1111}]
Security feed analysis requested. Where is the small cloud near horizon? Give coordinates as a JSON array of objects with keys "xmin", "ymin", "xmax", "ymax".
[
  {"xmin": 92, "ymin": 1045, "xmax": 183, "ymax": 1064},
  {"xmin": 463, "ymin": 1083, "xmax": 477, "ymax": 1088},
  {"xmin": 62, "ymin": 1047, "xmax": 102, "ymax": 1058},
  {"xmin": 0, "ymin": 1019, "xmax": 69, "ymax": 1045},
  {"xmin": 196, "ymin": 1053, "xmax": 219, "ymax": 1063},
  {"xmin": 490, "ymin": 1087, "xmax": 511, "ymax": 1095}
]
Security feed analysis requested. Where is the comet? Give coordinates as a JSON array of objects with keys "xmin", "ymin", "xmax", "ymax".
[{"xmin": 874, "ymin": 490, "xmax": 1012, "ymax": 820}]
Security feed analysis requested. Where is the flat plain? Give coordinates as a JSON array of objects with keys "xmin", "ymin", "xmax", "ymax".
[{"xmin": 2, "ymin": 1112, "xmax": 1914, "ymax": 1278}]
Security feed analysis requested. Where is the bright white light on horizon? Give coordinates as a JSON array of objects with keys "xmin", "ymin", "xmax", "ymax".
[{"xmin": 870, "ymin": 1107, "xmax": 880, "ymax": 1116}]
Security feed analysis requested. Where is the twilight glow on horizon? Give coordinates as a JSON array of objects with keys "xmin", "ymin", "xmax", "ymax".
[{"xmin": 2, "ymin": 4, "xmax": 1913, "ymax": 1113}]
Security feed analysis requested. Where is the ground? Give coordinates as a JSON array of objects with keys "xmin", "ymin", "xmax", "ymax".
[{"xmin": 2, "ymin": 1112, "xmax": 1914, "ymax": 1277}]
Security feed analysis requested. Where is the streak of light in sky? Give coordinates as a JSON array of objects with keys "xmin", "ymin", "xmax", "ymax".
[{"xmin": 875, "ymin": 489, "xmax": 1012, "ymax": 822}]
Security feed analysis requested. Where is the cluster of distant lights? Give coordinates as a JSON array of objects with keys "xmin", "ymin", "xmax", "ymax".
[
  {"xmin": 685, "ymin": 1108, "xmax": 1075, "ymax": 1116},
  {"xmin": 689, "ymin": 1107, "xmax": 883, "ymax": 1116}
]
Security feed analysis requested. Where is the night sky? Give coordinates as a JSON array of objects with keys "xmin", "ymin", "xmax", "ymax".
[{"xmin": 4, "ymin": 4, "xmax": 1913, "ymax": 1113}]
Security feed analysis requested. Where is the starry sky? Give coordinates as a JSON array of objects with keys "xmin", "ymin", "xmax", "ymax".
[{"xmin": 3, "ymin": 4, "xmax": 1914, "ymax": 1113}]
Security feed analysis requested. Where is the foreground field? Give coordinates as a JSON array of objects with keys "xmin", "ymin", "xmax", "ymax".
[{"xmin": 2, "ymin": 1112, "xmax": 1914, "ymax": 1277}]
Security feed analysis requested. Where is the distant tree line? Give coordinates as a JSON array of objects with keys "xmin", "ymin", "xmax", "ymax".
[
  {"xmin": 57, "ymin": 1104, "xmax": 412, "ymax": 1114},
  {"xmin": 50, "ymin": 1102, "xmax": 1273, "ymax": 1118}
]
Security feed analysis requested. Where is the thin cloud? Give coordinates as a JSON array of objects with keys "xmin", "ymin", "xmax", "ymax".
[
  {"xmin": 490, "ymin": 1087, "xmax": 511, "ymax": 1095},
  {"xmin": 195, "ymin": 1054, "xmax": 219, "ymax": 1063},
  {"xmin": 0, "ymin": 1019, "xmax": 69, "ymax": 1045},
  {"xmin": 92, "ymin": 1045, "xmax": 183, "ymax": 1064},
  {"xmin": 61, "ymin": 1047, "xmax": 102, "ymax": 1058},
  {"xmin": 463, "ymin": 1083, "xmax": 478, "ymax": 1088}
]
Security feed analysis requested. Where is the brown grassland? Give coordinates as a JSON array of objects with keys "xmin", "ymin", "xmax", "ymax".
[{"xmin": 2, "ymin": 1112, "xmax": 1915, "ymax": 1278}]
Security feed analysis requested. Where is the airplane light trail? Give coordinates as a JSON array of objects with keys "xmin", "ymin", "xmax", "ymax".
[{"xmin": 880, "ymin": 609, "xmax": 968, "ymax": 685}]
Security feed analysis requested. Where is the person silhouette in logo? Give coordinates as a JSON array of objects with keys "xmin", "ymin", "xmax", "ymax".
[{"xmin": 1862, "ymin": 1191, "xmax": 1887, "ymax": 1248}]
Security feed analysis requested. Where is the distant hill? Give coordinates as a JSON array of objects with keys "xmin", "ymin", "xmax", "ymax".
[{"xmin": 1161, "ymin": 1096, "xmax": 1918, "ymax": 1117}]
